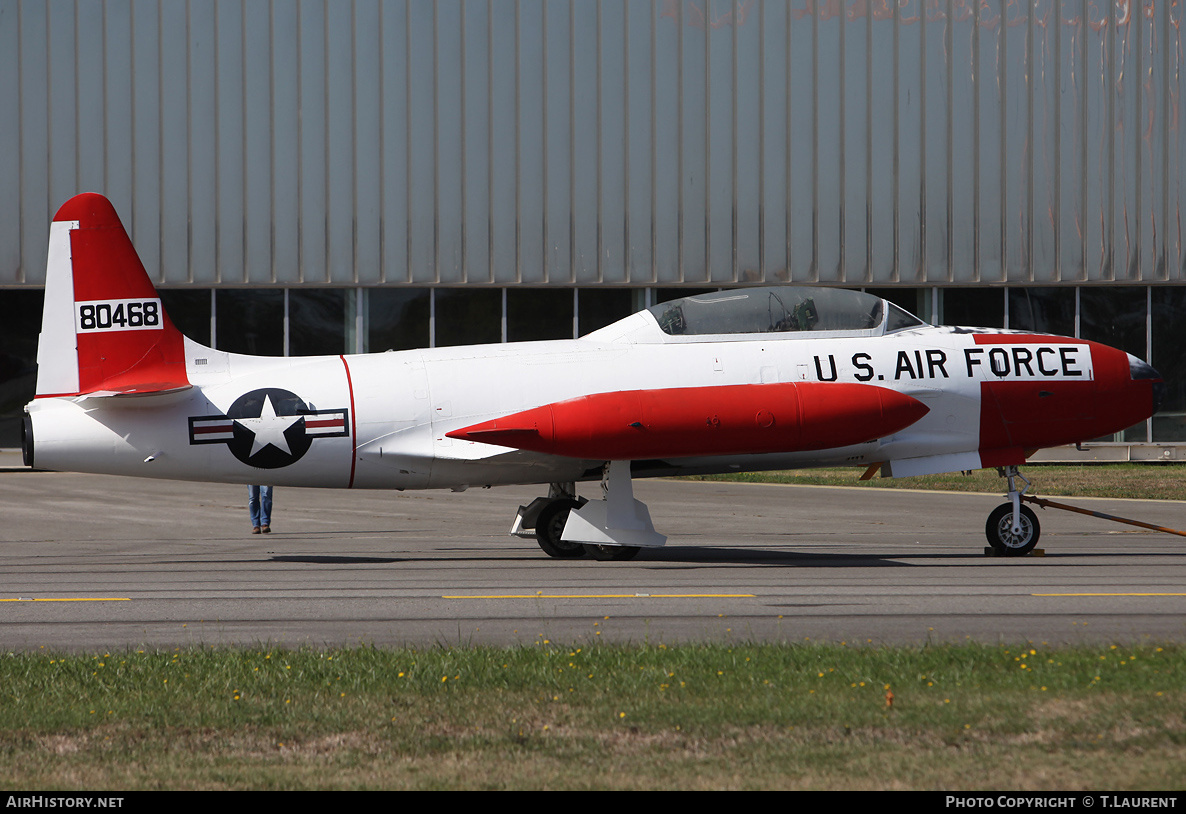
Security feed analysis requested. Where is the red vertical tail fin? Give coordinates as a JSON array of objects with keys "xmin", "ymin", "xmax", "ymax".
[{"xmin": 36, "ymin": 193, "xmax": 190, "ymax": 398}]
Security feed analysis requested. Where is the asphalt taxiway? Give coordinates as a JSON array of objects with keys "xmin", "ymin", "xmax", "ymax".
[{"xmin": 3, "ymin": 470, "xmax": 1186, "ymax": 651}]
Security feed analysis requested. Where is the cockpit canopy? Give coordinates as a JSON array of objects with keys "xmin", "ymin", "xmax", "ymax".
[{"xmin": 646, "ymin": 287, "xmax": 927, "ymax": 338}]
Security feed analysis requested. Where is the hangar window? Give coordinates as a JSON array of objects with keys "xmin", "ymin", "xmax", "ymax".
[{"xmin": 647, "ymin": 287, "xmax": 924, "ymax": 337}]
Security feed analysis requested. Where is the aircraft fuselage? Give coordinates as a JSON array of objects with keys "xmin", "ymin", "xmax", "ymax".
[
  {"xmin": 27, "ymin": 320, "xmax": 1156, "ymax": 493},
  {"xmin": 22, "ymin": 193, "xmax": 1164, "ymax": 558}
]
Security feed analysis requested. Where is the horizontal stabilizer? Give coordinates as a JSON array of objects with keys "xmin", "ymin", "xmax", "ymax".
[{"xmin": 73, "ymin": 383, "xmax": 194, "ymax": 403}]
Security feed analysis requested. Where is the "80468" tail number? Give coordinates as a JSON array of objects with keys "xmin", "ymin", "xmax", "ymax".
[{"xmin": 76, "ymin": 299, "xmax": 162, "ymax": 333}]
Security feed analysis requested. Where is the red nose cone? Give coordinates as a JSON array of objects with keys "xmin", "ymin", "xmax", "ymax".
[{"xmin": 977, "ymin": 338, "xmax": 1164, "ymax": 452}]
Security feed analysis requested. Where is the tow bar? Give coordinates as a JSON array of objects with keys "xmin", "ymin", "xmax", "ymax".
[{"xmin": 1021, "ymin": 494, "xmax": 1186, "ymax": 540}]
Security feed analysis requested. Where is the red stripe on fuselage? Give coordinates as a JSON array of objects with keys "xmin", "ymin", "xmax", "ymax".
[
  {"xmin": 304, "ymin": 418, "xmax": 345, "ymax": 429},
  {"xmin": 192, "ymin": 423, "xmax": 234, "ymax": 434},
  {"xmin": 340, "ymin": 356, "xmax": 358, "ymax": 488}
]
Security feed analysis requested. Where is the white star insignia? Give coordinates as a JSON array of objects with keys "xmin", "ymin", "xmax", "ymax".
[{"xmin": 234, "ymin": 394, "xmax": 303, "ymax": 457}]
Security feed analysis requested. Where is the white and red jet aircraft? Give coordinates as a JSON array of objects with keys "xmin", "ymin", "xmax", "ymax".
[{"xmin": 22, "ymin": 193, "xmax": 1164, "ymax": 559}]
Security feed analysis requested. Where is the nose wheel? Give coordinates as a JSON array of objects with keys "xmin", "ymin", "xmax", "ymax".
[
  {"xmin": 985, "ymin": 502, "xmax": 1040, "ymax": 556},
  {"xmin": 986, "ymin": 465, "xmax": 1041, "ymax": 556}
]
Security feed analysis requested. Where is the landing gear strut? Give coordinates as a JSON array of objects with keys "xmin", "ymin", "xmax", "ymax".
[
  {"xmin": 986, "ymin": 465, "xmax": 1041, "ymax": 556},
  {"xmin": 511, "ymin": 464, "xmax": 666, "ymax": 560}
]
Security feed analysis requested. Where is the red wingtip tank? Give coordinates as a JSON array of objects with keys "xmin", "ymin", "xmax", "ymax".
[{"xmin": 448, "ymin": 381, "xmax": 929, "ymax": 460}]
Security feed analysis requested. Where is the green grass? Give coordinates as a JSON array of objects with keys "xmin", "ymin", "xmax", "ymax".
[
  {"xmin": 2, "ymin": 642, "xmax": 1183, "ymax": 790},
  {"xmin": 684, "ymin": 463, "xmax": 1186, "ymax": 501}
]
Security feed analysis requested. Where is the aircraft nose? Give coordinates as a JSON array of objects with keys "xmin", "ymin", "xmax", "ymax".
[{"xmin": 1128, "ymin": 354, "xmax": 1165, "ymax": 414}]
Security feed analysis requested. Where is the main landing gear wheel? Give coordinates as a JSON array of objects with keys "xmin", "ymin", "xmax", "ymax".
[
  {"xmin": 534, "ymin": 498, "xmax": 587, "ymax": 559},
  {"xmin": 985, "ymin": 503, "xmax": 1041, "ymax": 556},
  {"xmin": 581, "ymin": 544, "xmax": 642, "ymax": 561}
]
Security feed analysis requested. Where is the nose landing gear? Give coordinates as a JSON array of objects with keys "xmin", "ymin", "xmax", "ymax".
[
  {"xmin": 986, "ymin": 465, "xmax": 1041, "ymax": 556},
  {"xmin": 986, "ymin": 501, "xmax": 1041, "ymax": 556}
]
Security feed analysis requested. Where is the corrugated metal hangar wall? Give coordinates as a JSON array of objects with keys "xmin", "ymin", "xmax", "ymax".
[{"xmin": 1, "ymin": 0, "xmax": 1183, "ymax": 288}]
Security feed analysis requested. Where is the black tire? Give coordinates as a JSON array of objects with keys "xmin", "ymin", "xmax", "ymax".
[
  {"xmin": 581, "ymin": 544, "xmax": 642, "ymax": 561},
  {"xmin": 534, "ymin": 499, "xmax": 586, "ymax": 558},
  {"xmin": 985, "ymin": 503, "xmax": 1041, "ymax": 556}
]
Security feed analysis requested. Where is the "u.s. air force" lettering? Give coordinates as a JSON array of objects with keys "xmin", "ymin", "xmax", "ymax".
[
  {"xmin": 963, "ymin": 346, "xmax": 1084, "ymax": 379},
  {"xmin": 812, "ymin": 345, "xmax": 1091, "ymax": 382}
]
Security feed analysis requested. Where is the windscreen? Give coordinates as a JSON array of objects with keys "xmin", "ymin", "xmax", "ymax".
[{"xmin": 884, "ymin": 302, "xmax": 927, "ymax": 332}]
